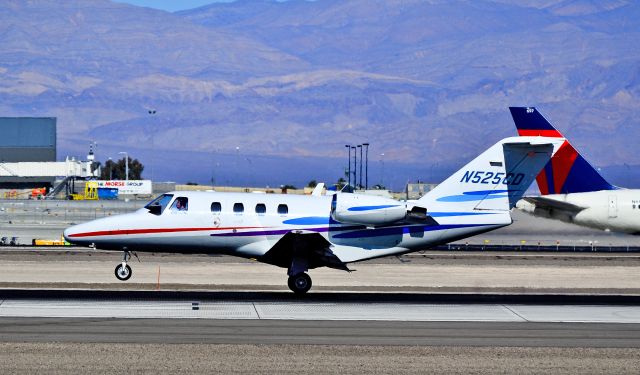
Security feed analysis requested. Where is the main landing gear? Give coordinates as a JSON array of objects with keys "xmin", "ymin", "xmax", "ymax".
[
  {"xmin": 287, "ymin": 272, "xmax": 312, "ymax": 294},
  {"xmin": 114, "ymin": 251, "xmax": 136, "ymax": 281}
]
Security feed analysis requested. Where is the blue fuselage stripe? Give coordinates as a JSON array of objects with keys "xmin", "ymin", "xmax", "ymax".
[{"xmin": 210, "ymin": 223, "xmax": 487, "ymax": 239}]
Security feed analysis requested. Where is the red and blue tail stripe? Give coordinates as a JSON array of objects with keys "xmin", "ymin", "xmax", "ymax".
[{"xmin": 509, "ymin": 107, "xmax": 615, "ymax": 195}]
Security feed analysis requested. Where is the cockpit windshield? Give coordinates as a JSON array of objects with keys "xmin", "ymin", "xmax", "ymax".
[{"xmin": 144, "ymin": 194, "xmax": 174, "ymax": 215}]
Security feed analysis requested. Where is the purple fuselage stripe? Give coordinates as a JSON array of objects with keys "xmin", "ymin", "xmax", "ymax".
[
  {"xmin": 211, "ymin": 227, "xmax": 329, "ymax": 237},
  {"xmin": 210, "ymin": 223, "xmax": 486, "ymax": 239}
]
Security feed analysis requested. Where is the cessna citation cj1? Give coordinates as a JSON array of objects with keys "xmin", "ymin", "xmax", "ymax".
[{"xmin": 64, "ymin": 136, "xmax": 562, "ymax": 294}]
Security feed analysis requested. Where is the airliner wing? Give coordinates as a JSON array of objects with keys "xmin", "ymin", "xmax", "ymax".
[
  {"xmin": 260, "ymin": 231, "xmax": 350, "ymax": 272},
  {"xmin": 522, "ymin": 196, "xmax": 584, "ymax": 212}
]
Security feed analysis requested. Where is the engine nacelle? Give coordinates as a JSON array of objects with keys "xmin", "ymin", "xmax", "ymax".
[{"xmin": 331, "ymin": 193, "xmax": 406, "ymax": 226}]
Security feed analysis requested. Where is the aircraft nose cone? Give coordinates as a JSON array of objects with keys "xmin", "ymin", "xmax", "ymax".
[
  {"xmin": 63, "ymin": 222, "xmax": 95, "ymax": 245},
  {"xmin": 63, "ymin": 227, "xmax": 73, "ymax": 243},
  {"xmin": 63, "ymin": 225, "xmax": 80, "ymax": 244}
]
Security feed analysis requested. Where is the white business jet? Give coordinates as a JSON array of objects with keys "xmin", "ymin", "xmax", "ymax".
[
  {"xmin": 64, "ymin": 136, "xmax": 561, "ymax": 293},
  {"xmin": 511, "ymin": 107, "xmax": 640, "ymax": 234}
]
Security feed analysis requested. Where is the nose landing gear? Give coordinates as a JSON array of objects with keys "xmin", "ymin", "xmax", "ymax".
[
  {"xmin": 114, "ymin": 250, "xmax": 136, "ymax": 281},
  {"xmin": 115, "ymin": 263, "xmax": 132, "ymax": 281}
]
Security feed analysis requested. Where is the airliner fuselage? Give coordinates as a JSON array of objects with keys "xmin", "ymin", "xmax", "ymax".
[{"xmin": 518, "ymin": 189, "xmax": 640, "ymax": 234}]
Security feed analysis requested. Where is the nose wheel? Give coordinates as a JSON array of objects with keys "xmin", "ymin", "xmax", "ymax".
[
  {"xmin": 114, "ymin": 250, "xmax": 135, "ymax": 281},
  {"xmin": 287, "ymin": 272, "xmax": 312, "ymax": 294},
  {"xmin": 115, "ymin": 263, "xmax": 132, "ymax": 281}
]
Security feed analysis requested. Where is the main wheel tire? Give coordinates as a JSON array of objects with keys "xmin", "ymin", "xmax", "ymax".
[
  {"xmin": 288, "ymin": 273, "xmax": 312, "ymax": 294},
  {"xmin": 114, "ymin": 264, "xmax": 132, "ymax": 281}
]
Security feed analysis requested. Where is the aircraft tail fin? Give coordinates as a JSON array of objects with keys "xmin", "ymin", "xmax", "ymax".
[
  {"xmin": 311, "ymin": 183, "xmax": 325, "ymax": 196},
  {"xmin": 418, "ymin": 136, "xmax": 563, "ymax": 212},
  {"xmin": 509, "ymin": 107, "xmax": 615, "ymax": 195}
]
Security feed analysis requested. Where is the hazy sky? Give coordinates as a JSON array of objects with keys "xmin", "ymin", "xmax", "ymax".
[{"xmin": 114, "ymin": 0, "xmax": 231, "ymax": 12}]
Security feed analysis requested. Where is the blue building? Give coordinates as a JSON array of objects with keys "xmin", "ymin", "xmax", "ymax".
[
  {"xmin": 0, "ymin": 117, "xmax": 57, "ymax": 188},
  {"xmin": 0, "ymin": 117, "xmax": 56, "ymax": 162}
]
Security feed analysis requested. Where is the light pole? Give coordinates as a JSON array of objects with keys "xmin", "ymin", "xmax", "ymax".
[
  {"xmin": 351, "ymin": 146, "xmax": 357, "ymax": 190},
  {"xmin": 357, "ymin": 145, "xmax": 363, "ymax": 189},
  {"xmin": 211, "ymin": 148, "xmax": 219, "ymax": 187},
  {"xmin": 380, "ymin": 153, "xmax": 385, "ymax": 188},
  {"xmin": 363, "ymin": 143, "xmax": 369, "ymax": 189},
  {"xmin": 345, "ymin": 145, "xmax": 351, "ymax": 188},
  {"xmin": 108, "ymin": 157, "xmax": 113, "ymax": 180},
  {"xmin": 148, "ymin": 109, "xmax": 156, "ymax": 182},
  {"xmin": 235, "ymin": 146, "xmax": 240, "ymax": 185},
  {"xmin": 118, "ymin": 151, "xmax": 128, "ymax": 182}
]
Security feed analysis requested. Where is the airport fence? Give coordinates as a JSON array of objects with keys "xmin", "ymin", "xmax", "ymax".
[{"xmin": 433, "ymin": 243, "xmax": 640, "ymax": 253}]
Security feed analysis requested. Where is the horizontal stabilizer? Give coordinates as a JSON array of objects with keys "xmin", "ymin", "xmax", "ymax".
[
  {"xmin": 521, "ymin": 196, "xmax": 584, "ymax": 212},
  {"xmin": 419, "ymin": 136, "xmax": 563, "ymax": 212}
]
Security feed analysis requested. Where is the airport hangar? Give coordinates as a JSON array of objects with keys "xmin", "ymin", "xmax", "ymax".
[
  {"xmin": 0, "ymin": 117, "xmax": 97, "ymax": 192},
  {"xmin": 0, "ymin": 117, "xmax": 56, "ymax": 188}
]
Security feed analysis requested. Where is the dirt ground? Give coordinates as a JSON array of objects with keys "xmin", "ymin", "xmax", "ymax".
[{"xmin": 0, "ymin": 343, "xmax": 638, "ymax": 374}]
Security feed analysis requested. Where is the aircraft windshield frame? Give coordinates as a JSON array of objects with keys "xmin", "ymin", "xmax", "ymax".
[{"xmin": 144, "ymin": 194, "xmax": 174, "ymax": 215}]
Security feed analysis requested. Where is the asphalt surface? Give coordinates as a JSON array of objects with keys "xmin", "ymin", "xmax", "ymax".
[
  {"xmin": 1, "ymin": 304, "xmax": 640, "ymax": 373},
  {"xmin": 1, "ymin": 318, "xmax": 639, "ymax": 347},
  {"xmin": 1, "ymin": 280, "xmax": 637, "ymax": 374}
]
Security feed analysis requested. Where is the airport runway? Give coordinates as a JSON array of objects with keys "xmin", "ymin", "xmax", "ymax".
[
  {"xmin": 1, "ymin": 289, "xmax": 640, "ymax": 348},
  {"xmin": 1, "ymin": 317, "xmax": 640, "ymax": 347},
  {"xmin": 2, "ymin": 295, "xmax": 640, "ymax": 324},
  {"xmin": 2, "ymin": 289, "xmax": 640, "ymax": 373},
  {"xmin": 1, "ymin": 293, "xmax": 640, "ymax": 373}
]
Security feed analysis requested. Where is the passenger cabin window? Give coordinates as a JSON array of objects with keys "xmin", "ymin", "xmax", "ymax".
[
  {"xmin": 278, "ymin": 204, "xmax": 288, "ymax": 215},
  {"xmin": 170, "ymin": 197, "xmax": 189, "ymax": 212},
  {"xmin": 255, "ymin": 203, "xmax": 266, "ymax": 214},
  {"xmin": 233, "ymin": 203, "xmax": 244, "ymax": 214},
  {"xmin": 211, "ymin": 202, "xmax": 221, "ymax": 213},
  {"xmin": 145, "ymin": 194, "xmax": 174, "ymax": 215}
]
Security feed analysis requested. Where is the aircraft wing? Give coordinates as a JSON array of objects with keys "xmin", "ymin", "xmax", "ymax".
[
  {"xmin": 259, "ymin": 230, "xmax": 351, "ymax": 272},
  {"xmin": 522, "ymin": 196, "xmax": 584, "ymax": 213}
]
